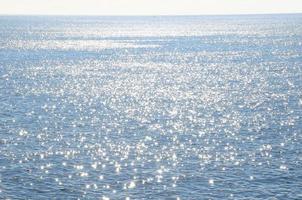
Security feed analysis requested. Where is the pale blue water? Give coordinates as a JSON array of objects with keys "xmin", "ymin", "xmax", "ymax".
[{"xmin": 0, "ymin": 14, "xmax": 302, "ymax": 199}]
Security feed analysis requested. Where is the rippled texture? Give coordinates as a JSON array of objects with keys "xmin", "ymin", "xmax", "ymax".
[{"xmin": 0, "ymin": 15, "xmax": 302, "ymax": 199}]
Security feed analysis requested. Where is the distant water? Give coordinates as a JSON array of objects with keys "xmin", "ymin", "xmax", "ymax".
[{"xmin": 0, "ymin": 14, "xmax": 302, "ymax": 199}]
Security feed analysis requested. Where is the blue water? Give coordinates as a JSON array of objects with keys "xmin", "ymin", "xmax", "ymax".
[{"xmin": 0, "ymin": 14, "xmax": 302, "ymax": 199}]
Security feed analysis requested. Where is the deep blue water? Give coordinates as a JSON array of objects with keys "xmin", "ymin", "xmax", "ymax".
[{"xmin": 0, "ymin": 14, "xmax": 302, "ymax": 199}]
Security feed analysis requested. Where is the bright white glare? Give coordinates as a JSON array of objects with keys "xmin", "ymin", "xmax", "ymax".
[{"xmin": 0, "ymin": 0, "xmax": 301, "ymax": 15}]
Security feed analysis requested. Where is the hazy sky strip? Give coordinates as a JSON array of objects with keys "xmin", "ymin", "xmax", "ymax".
[{"xmin": 0, "ymin": 0, "xmax": 301, "ymax": 15}]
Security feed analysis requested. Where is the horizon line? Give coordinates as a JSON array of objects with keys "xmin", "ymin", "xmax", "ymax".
[{"xmin": 0, "ymin": 12, "xmax": 301, "ymax": 17}]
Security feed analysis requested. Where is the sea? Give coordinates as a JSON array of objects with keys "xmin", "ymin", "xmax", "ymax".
[{"xmin": 0, "ymin": 14, "xmax": 302, "ymax": 199}]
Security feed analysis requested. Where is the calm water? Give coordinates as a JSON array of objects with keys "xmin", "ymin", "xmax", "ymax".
[{"xmin": 0, "ymin": 15, "xmax": 302, "ymax": 199}]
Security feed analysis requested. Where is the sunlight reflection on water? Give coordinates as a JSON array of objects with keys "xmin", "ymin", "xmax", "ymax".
[{"xmin": 0, "ymin": 15, "xmax": 302, "ymax": 199}]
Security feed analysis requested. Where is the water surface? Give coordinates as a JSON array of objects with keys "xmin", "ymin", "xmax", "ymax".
[{"xmin": 0, "ymin": 14, "xmax": 302, "ymax": 199}]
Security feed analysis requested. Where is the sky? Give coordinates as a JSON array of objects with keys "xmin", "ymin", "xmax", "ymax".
[{"xmin": 0, "ymin": 0, "xmax": 301, "ymax": 15}]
